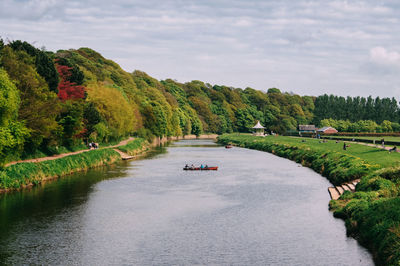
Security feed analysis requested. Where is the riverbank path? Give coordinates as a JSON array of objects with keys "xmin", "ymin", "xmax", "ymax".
[{"xmin": 5, "ymin": 137, "xmax": 135, "ymax": 167}]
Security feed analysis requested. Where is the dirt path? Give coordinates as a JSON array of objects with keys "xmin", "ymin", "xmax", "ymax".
[{"xmin": 5, "ymin": 137, "xmax": 135, "ymax": 167}]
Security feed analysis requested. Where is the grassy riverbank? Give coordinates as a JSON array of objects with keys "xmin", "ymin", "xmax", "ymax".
[
  {"xmin": 218, "ymin": 134, "xmax": 400, "ymax": 265},
  {"xmin": 118, "ymin": 138, "xmax": 149, "ymax": 156},
  {"xmin": 0, "ymin": 138, "xmax": 149, "ymax": 192}
]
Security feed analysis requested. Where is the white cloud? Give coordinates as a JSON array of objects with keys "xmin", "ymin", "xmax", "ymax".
[{"xmin": 370, "ymin": 47, "xmax": 400, "ymax": 66}]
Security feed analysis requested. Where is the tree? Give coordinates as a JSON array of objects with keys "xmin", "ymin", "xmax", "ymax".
[
  {"xmin": 381, "ymin": 120, "xmax": 393, "ymax": 132},
  {"xmin": 86, "ymin": 84, "xmax": 136, "ymax": 140},
  {"xmin": 56, "ymin": 64, "xmax": 85, "ymax": 100},
  {"xmin": 57, "ymin": 101, "xmax": 84, "ymax": 146},
  {"xmin": 83, "ymin": 102, "xmax": 102, "ymax": 139},
  {"xmin": 1, "ymin": 46, "xmax": 61, "ymax": 151},
  {"xmin": 0, "ymin": 69, "xmax": 29, "ymax": 165},
  {"xmin": 267, "ymin": 88, "xmax": 281, "ymax": 94},
  {"xmin": 235, "ymin": 108, "xmax": 254, "ymax": 132},
  {"xmin": 9, "ymin": 40, "xmax": 59, "ymax": 92},
  {"xmin": 55, "ymin": 57, "xmax": 84, "ymax": 85}
]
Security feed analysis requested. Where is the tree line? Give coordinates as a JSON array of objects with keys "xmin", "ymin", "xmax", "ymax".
[
  {"xmin": 313, "ymin": 94, "xmax": 399, "ymax": 124},
  {"xmin": 1, "ymin": 39, "xmax": 400, "ymax": 166},
  {"xmin": 0, "ymin": 39, "xmax": 315, "ymax": 166}
]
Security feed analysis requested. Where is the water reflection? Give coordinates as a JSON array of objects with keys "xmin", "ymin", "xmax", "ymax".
[{"xmin": 0, "ymin": 139, "xmax": 373, "ymax": 265}]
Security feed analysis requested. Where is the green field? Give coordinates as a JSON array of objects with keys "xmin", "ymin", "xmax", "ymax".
[
  {"xmin": 322, "ymin": 135, "xmax": 400, "ymax": 142},
  {"xmin": 272, "ymin": 136, "xmax": 400, "ymax": 168}
]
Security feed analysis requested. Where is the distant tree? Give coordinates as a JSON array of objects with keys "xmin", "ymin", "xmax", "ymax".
[{"xmin": 267, "ymin": 88, "xmax": 281, "ymax": 94}]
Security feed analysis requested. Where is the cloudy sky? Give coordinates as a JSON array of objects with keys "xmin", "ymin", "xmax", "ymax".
[{"xmin": 1, "ymin": 0, "xmax": 400, "ymax": 97}]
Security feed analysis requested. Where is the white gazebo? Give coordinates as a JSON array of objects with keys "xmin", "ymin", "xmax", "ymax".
[{"xmin": 252, "ymin": 121, "xmax": 265, "ymax": 136}]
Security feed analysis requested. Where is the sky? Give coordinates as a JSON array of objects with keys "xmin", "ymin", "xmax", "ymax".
[{"xmin": 1, "ymin": 0, "xmax": 400, "ymax": 98}]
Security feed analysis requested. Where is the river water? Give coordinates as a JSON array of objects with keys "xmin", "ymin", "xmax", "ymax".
[{"xmin": 0, "ymin": 139, "xmax": 373, "ymax": 265}]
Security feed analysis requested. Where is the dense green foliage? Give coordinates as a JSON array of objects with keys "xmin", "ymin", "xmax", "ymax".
[
  {"xmin": 0, "ymin": 69, "xmax": 30, "ymax": 166},
  {"xmin": 219, "ymin": 134, "xmax": 400, "ymax": 265},
  {"xmin": 0, "ymin": 39, "xmax": 317, "ymax": 166},
  {"xmin": 314, "ymin": 94, "xmax": 400, "ymax": 124}
]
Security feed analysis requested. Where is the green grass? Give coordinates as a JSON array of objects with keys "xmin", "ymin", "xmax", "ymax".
[
  {"xmin": 0, "ymin": 138, "xmax": 148, "ymax": 191},
  {"xmin": 0, "ymin": 149, "xmax": 121, "ymax": 190},
  {"xmin": 280, "ymin": 136, "xmax": 400, "ymax": 168},
  {"xmin": 118, "ymin": 138, "xmax": 149, "ymax": 155},
  {"xmin": 323, "ymin": 135, "xmax": 400, "ymax": 142},
  {"xmin": 218, "ymin": 134, "xmax": 400, "ymax": 265}
]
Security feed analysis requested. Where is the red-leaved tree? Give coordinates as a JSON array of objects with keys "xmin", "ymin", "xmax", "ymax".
[{"xmin": 56, "ymin": 64, "xmax": 85, "ymax": 100}]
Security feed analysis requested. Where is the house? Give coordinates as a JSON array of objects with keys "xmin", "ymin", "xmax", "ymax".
[
  {"xmin": 317, "ymin": 126, "xmax": 338, "ymax": 134},
  {"xmin": 298, "ymin": 125, "xmax": 316, "ymax": 133},
  {"xmin": 252, "ymin": 121, "xmax": 265, "ymax": 136}
]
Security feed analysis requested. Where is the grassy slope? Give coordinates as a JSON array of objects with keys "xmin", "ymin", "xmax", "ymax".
[
  {"xmin": 117, "ymin": 138, "xmax": 149, "ymax": 156},
  {"xmin": 0, "ymin": 138, "xmax": 148, "ymax": 191},
  {"xmin": 219, "ymin": 134, "xmax": 400, "ymax": 265},
  {"xmin": 273, "ymin": 136, "xmax": 400, "ymax": 168}
]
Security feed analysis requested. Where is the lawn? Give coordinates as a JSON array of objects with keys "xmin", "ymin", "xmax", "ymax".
[
  {"xmin": 271, "ymin": 136, "xmax": 400, "ymax": 168},
  {"xmin": 322, "ymin": 135, "xmax": 400, "ymax": 142}
]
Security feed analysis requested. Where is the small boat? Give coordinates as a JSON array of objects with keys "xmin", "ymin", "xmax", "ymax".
[
  {"xmin": 225, "ymin": 145, "xmax": 233, "ymax": 149},
  {"xmin": 183, "ymin": 166, "xmax": 218, "ymax": 171}
]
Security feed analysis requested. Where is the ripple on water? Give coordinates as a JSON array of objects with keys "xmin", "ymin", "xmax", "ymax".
[{"xmin": 0, "ymin": 139, "xmax": 373, "ymax": 265}]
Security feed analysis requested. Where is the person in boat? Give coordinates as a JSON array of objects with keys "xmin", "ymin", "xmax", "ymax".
[
  {"xmin": 205, "ymin": 164, "xmax": 208, "ymax": 169},
  {"xmin": 191, "ymin": 164, "xmax": 194, "ymax": 169},
  {"xmin": 200, "ymin": 164, "xmax": 204, "ymax": 169},
  {"xmin": 185, "ymin": 164, "xmax": 189, "ymax": 169}
]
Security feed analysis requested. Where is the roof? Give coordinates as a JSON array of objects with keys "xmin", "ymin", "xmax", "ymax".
[
  {"xmin": 252, "ymin": 121, "xmax": 265, "ymax": 129},
  {"xmin": 299, "ymin": 125, "xmax": 316, "ymax": 131},
  {"xmin": 317, "ymin": 126, "xmax": 337, "ymax": 132}
]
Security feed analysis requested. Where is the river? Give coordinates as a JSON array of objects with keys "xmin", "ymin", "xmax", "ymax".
[{"xmin": 0, "ymin": 139, "xmax": 373, "ymax": 265}]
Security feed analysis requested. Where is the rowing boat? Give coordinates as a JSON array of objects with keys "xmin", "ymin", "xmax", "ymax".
[{"xmin": 183, "ymin": 166, "xmax": 218, "ymax": 171}]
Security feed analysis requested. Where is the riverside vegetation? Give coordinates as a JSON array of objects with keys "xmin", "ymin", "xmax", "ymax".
[
  {"xmin": 0, "ymin": 138, "xmax": 149, "ymax": 191},
  {"xmin": 2, "ymin": 39, "xmax": 400, "ymax": 169},
  {"xmin": 218, "ymin": 134, "xmax": 400, "ymax": 265}
]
